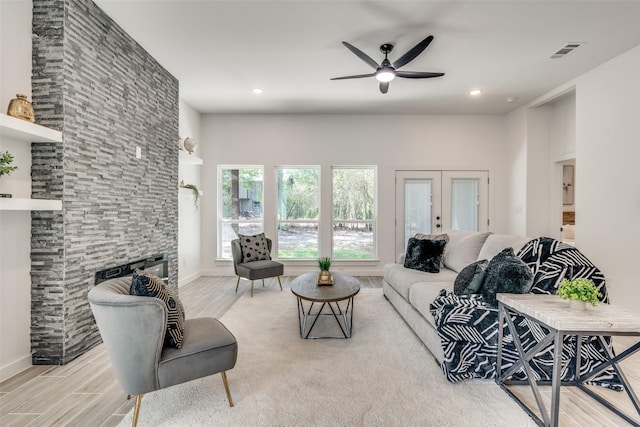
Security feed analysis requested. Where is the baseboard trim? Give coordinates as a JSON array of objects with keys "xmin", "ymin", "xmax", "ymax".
[
  {"xmin": 0, "ymin": 353, "xmax": 32, "ymax": 383},
  {"xmin": 200, "ymin": 268, "xmax": 384, "ymax": 277},
  {"xmin": 178, "ymin": 271, "xmax": 202, "ymax": 288}
]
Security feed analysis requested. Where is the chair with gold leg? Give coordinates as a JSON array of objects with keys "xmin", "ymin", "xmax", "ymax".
[
  {"xmin": 88, "ymin": 277, "xmax": 237, "ymax": 427},
  {"xmin": 231, "ymin": 235, "xmax": 284, "ymax": 297}
]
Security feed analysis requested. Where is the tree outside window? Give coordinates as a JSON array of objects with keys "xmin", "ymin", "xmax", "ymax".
[
  {"xmin": 332, "ymin": 167, "xmax": 377, "ymax": 259},
  {"xmin": 218, "ymin": 166, "xmax": 264, "ymax": 259},
  {"xmin": 276, "ymin": 167, "xmax": 319, "ymax": 259}
]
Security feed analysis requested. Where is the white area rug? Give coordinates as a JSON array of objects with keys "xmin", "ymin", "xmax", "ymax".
[{"xmin": 119, "ymin": 288, "xmax": 535, "ymax": 426}]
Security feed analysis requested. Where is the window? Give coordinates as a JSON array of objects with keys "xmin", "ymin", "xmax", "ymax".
[
  {"xmin": 332, "ymin": 167, "xmax": 376, "ymax": 259},
  {"xmin": 218, "ymin": 166, "xmax": 264, "ymax": 259},
  {"xmin": 276, "ymin": 167, "xmax": 320, "ymax": 259}
]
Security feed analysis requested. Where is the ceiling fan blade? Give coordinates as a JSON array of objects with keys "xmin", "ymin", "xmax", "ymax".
[
  {"xmin": 379, "ymin": 81, "xmax": 389, "ymax": 94},
  {"xmin": 330, "ymin": 73, "xmax": 376, "ymax": 80},
  {"xmin": 392, "ymin": 35, "xmax": 434, "ymax": 69},
  {"xmin": 342, "ymin": 41, "xmax": 380, "ymax": 70},
  {"xmin": 396, "ymin": 71, "xmax": 445, "ymax": 79}
]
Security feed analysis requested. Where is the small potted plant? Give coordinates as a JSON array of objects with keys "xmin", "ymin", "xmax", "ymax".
[
  {"xmin": 0, "ymin": 151, "xmax": 18, "ymax": 177},
  {"xmin": 179, "ymin": 180, "xmax": 200, "ymax": 210},
  {"xmin": 317, "ymin": 257, "xmax": 333, "ymax": 285},
  {"xmin": 0, "ymin": 151, "xmax": 18, "ymax": 198},
  {"xmin": 557, "ymin": 278, "xmax": 601, "ymax": 310}
]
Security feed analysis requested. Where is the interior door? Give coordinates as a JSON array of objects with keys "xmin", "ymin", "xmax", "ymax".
[
  {"xmin": 395, "ymin": 171, "xmax": 442, "ymax": 257},
  {"xmin": 395, "ymin": 170, "xmax": 489, "ymax": 256}
]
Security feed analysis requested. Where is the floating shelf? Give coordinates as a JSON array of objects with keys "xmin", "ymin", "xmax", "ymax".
[
  {"xmin": 178, "ymin": 150, "xmax": 203, "ymax": 165},
  {"xmin": 0, "ymin": 198, "xmax": 62, "ymax": 211},
  {"xmin": 0, "ymin": 113, "xmax": 62, "ymax": 143}
]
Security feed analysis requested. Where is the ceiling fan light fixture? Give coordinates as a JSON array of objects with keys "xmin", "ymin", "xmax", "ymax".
[{"xmin": 376, "ymin": 69, "xmax": 396, "ymax": 83}]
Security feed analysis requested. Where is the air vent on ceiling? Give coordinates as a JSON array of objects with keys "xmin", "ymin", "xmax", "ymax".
[{"xmin": 550, "ymin": 42, "xmax": 585, "ymax": 59}]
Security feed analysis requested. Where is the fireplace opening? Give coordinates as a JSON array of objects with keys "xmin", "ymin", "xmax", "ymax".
[{"xmin": 95, "ymin": 253, "xmax": 168, "ymax": 285}]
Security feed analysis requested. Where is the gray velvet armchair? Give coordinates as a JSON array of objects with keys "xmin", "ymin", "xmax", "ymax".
[
  {"xmin": 231, "ymin": 237, "xmax": 284, "ymax": 297},
  {"xmin": 88, "ymin": 277, "xmax": 237, "ymax": 427}
]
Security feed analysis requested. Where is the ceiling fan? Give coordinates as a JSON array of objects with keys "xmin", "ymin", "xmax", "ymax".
[{"xmin": 331, "ymin": 35, "xmax": 444, "ymax": 94}]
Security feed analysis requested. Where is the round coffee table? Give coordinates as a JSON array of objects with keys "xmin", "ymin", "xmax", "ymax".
[{"xmin": 290, "ymin": 271, "xmax": 360, "ymax": 339}]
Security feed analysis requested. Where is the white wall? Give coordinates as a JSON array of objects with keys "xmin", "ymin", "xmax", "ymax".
[
  {"xmin": 200, "ymin": 114, "xmax": 509, "ymax": 276},
  {"xmin": 505, "ymin": 108, "xmax": 527, "ymax": 236},
  {"xmin": 0, "ymin": 0, "xmax": 33, "ymax": 381},
  {"xmin": 178, "ymin": 99, "xmax": 202, "ymax": 286},
  {"xmin": 574, "ymin": 45, "xmax": 640, "ymax": 311}
]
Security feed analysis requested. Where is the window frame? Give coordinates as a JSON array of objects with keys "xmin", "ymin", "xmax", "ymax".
[
  {"xmin": 274, "ymin": 165, "xmax": 321, "ymax": 260},
  {"xmin": 217, "ymin": 164, "xmax": 265, "ymax": 260},
  {"xmin": 331, "ymin": 165, "xmax": 378, "ymax": 260}
]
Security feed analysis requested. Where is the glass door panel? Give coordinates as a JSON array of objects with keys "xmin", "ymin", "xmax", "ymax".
[
  {"xmin": 395, "ymin": 171, "xmax": 441, "ymax": 256},
  {"xmin": 442, "ymin": 171, "xmax": 488, "ymax": 232}
]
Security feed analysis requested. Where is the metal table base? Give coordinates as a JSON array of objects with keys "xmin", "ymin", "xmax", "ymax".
[
  {"xmin": 497, "ymin": 301, "xmax": 640, "ymax": 427},
  {"xmin": 296, "ymin": 297, "xmax": 354, "ymax": 339}
]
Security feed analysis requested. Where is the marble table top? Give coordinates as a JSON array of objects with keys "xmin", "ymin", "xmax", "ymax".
[{"xmin": 497, "ymin": 293, "xmax": 640, "ymax": 333}]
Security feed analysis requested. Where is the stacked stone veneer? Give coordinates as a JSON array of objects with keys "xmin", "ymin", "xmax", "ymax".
[{"xmin": 31, "ymin": 0, "xmax": 179, "ymax": 364}]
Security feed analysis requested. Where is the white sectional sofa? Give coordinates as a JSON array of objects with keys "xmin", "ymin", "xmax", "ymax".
[{"xmin": 382, "ymin": 230, "xmax": 531, "ymax": 364}]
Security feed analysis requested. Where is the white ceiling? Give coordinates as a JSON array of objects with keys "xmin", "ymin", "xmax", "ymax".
[{"xmin": 94, "ymin": 0, "xmax": 640, "ymax": 115}]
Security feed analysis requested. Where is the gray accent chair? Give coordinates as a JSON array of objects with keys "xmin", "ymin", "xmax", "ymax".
[
  {"xmin": 231, "ymin": 237, "xmax": 284, "ymax": 297},
  {"xmin": 88, "ymin": 277, "xmax": 237, "ymax": 427}
]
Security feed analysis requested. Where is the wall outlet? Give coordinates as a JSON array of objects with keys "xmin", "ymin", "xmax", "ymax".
[{"xmin": 135, "ymin": 146, "xmax": 142, "ymax": 159}]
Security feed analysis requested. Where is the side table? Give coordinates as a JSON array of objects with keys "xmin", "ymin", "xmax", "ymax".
[{"xmin": 496, "ymin": 293, "xmax": 640, "ymax": 427}]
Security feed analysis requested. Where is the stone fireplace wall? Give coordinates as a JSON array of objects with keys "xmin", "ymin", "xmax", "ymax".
[{"xmin": 31, "ymin": 0, "xmax": 179, "ymax": 364}]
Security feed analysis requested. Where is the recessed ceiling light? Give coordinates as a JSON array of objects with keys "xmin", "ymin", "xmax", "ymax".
[
  {"xmin": 252, "ymin": 88, "xmax": 263, "ymax": 95},
  {"xmin": 469, "ymin": 89, "xmax": 483, "ymax": 96}
]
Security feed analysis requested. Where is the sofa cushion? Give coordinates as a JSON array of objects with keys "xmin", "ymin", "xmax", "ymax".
[
  {"xmin": 238, "ymin": 233, "xmax": 271, "ymax": 263},
  {"xmin": 477, "ymin": 234, "xmax": 531, "ymax": 261},
  {"xmin": 403, "ymin": 238, "xmax": 446, "ymax": 273},
  {"xmin": 130, "ymin": 270, "xmax": 186, "ymax": 349},
  {"xmin": 414, "ymin": 233, "xmax": 449, "ymax": 268},
  {"xmin": 409, "ymin": 281, "xmax": 454, "ymax": 328},
  {"xmin": 480, "ymin": 248, "xmax": 533, "ymax": 307},
  {"xmin": 453, "ymin": 259, "xmax": 489, "ymax": 296},
  {"xmin": 443, "ymin": 231, "xmax": 491, "ymax": 273},
  {"xmin": 384, "ymin": 263, "xmax": 457, "ymax": 301}
]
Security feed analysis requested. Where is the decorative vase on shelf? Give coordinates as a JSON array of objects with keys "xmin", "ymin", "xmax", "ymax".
[
  {"xmin": 7, "ymin": 94, "xmax": 35, "ymax": 123},
  {"xmin": 183, "ymin": 137, "xmax": 197, "ymax": 154}
]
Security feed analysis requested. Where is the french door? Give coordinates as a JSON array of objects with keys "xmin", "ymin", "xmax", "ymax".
[{"xmin": 395, "ymin": 170, "xmax": 489, "ymax": 255}]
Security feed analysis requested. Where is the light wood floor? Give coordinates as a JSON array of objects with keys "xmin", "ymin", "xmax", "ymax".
[{"xmin": 0, "ymin": 276, "xmax": 638, "ymax": 426}]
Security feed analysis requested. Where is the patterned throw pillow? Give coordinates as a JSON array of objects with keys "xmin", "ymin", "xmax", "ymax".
[
  {"xmin": 238, "ymin": 233, "xmax": 271, "ymax": 263},
  {"xmin": 130, "ymin": 270, "xmax": 186, "ymax": 349},
  {"xmin": 414, "ymin": 233, "xmax": 449, "ymax": 268},
  {"xmin": 403, "ymin": 237, "xmax": 447, "ymax": 273}
]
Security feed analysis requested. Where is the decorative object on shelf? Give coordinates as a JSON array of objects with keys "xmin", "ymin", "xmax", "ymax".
[
  {"xmin": 179, "ymin": 180, "xmax": 200, "ymax": 210},
  {"xmin": 0, "ymin": 150, "xmax": 18, "ymax": 198},
  {"xmin": 557, "ymin": 277, "xmax": 601, "ymax": 309},
  {"xmin": 183, "ymin": 137, "xmax": 197, "ymax": 154},
  {"xmin": 317, "ymin": 257, "xmax": 333, "ymax": 285},
  {"xmin": 7, "ymin": 94, "xmax": 35, "ymax": 123},
  {"xmin": 0, "ymin": 151, "xmax": 18, "ymax": 177}
]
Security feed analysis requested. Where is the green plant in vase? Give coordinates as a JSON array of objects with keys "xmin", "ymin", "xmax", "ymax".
[
  {"xmin": 0, "ymin": 151, "xmax": 18, "ymax": 176},
  {"xmin": 557, "ymin": 278, "xmax": 601, "ymax": 307},
  {"xmin": 317, "ymin": 257, "xmax": 333, "ymax": 285},
  {"xmin": 318, "ymin": 257, "xmax": 331, "ymax": 272}
]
